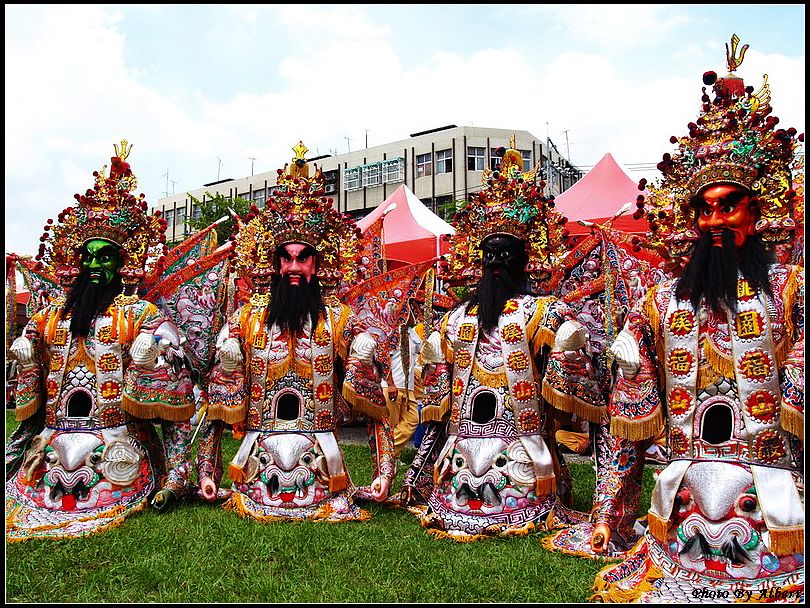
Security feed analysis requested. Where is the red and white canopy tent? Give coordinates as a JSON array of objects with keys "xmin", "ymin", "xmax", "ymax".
[
  {"xmin": 356, "ymin": 184, "xmax": 454, "ymax": 267},
  {"xmin": 555, "ymin": 153, "xmax": 649, "ymax": 237}
]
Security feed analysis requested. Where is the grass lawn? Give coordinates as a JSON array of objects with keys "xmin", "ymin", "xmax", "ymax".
[{"xmin": 5, "ymin": 411, "xmax": 654, "ymax": 603}]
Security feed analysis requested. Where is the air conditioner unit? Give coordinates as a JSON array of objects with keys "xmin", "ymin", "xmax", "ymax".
[{"xmin": 324, "ymin": 183, "xmax": 337, "ymax": 194}]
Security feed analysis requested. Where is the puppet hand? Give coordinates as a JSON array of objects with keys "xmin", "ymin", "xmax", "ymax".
[
  {"xmin": 200, "ymin": 477, "xmax": 219, "ymax": 502},
  {"xmin": 10, "ymin": 336, "xmax": 36, "ymax": 370},
  {"xmin": 591, "ymin": 522, "xmax": 612, "ymax": 553},
  {"xmin": 369, "ymin": 474, "xmax": 391, "ymax": 501},
  {"xmin": 219, "ymin": 337, "xmax": 244, "ymax": 373},
  {"xmin": 350, "ymin": 332, "xmax": 377, "ymax": 363},
  {"xmin": 610, "ymin": 330, "xmax": 641, "ymax": 377},
  {"xmin": 130, "ymin": 332, "xmax": 159, "ymax": 368},
  {"xmin": 554, "ymin": 320, "xmax": 587, "ymax": 352},
  {"xmin": 421, "ymin": 331, "xmax": 443, "ymax": 363}
]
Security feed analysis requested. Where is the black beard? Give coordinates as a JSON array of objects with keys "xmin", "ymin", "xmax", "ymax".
[
  {"xmin": 267, "ymin": 274, "xmax": 325, "ymax": 335},
  {"xmin": 62, "ymin": 269, "xmax": 123, "ymax": 337},
  {"xmin": 464, "ymin": 265, "xmax": 530, "ymax": 334},
  {"xmin": 675, "ymin": 230, "xmax": 774, "ymax": 313}
]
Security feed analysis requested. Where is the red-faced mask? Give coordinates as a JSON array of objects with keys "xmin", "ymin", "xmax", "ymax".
[
  {"xmin": 695, "ymin": 184, "xmax": 758, "ymax": 249},
  {"xmin": 278, "ymin": 242, "xmax": 317, "ymax": 286}
]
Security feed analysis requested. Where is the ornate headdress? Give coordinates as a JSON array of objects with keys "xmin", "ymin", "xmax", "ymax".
[
  {"xmin": 231, "ymin": 141, "xmax": 362, "ymax": 291},
  {"xmin": 638, "ymin": 35, "xmax": 804, "ymax": 259},
  {"xmin": 36, "ymin": 140, "xmax": 167, "ymax": 287},
  {"xmin": 440, "ymin": 135, "xmax": 567, "ymax": 290}
]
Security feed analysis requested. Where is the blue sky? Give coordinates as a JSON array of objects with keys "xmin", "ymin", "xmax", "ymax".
[{"xmin": 5, "ymin": 4, "xmax": 805, "ymax": 258}]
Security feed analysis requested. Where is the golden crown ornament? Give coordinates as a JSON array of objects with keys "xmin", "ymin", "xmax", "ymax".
[
  {"xmin": 440, "ymin": 134, "xmax": 568, "ymax": 291},
  {"xmin": 636, "ymin": 35, "xmax": 804, "ymax": 260},
  {"xmin": 36, "ymin": 140, "xmax": 167, "ymax": 287},
  {"xmin": 231, "ymin": 141, "xmax": 363, "ymax": 291}
]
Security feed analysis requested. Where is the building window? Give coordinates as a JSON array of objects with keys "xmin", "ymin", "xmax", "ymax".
[
  {"xmin": 345, "ymin": 167, "xmax": 361, "ymax": 190},
  {"xmin": 381, "ymin": 158, "xmax": 404, "ymax": 183},
  {"xmin": 164, "ymin": 209, "xmax": 174, "ymax": 224},
  {"xmin": 519, "ymin": 149, "xmax": 532, "ymax": 171},
  {"xmin": 175, "ymin": 207, "xmax": 186, "ymax": 224},
  {"xmin": 490, "ymin": 148, "xmax": 502, "ymax": 170},
  {"xmin": 467, "ymin": 146, "xmax": 485, "ymax": 171},
  {"xmin": 323, "ymin": 169, "xmax": 339, "ymax": 194},
  {"xmin": 192, "ymin": 203, "xmax": 202, "ymax": 220},
  {"xmin": 253, "ymin": 188, "xmax": 266, "ymax": 208},
  {"xmin": 362, "ymin": 162, "xmax": 382, "ymax": 187},
  {"xmin": 416, "ymin": 153, "xmax": 432, "ymax": 177},
  {"xmin": 436, "ymin": 149, "xmax": 453, "ymax": 174}
]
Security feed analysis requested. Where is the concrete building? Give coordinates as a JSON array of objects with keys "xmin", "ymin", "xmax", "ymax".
[{"xmin": 152, "ymin": 125, "xmax": 583, "ymax": 243}]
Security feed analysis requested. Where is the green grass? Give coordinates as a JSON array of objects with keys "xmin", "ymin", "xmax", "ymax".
[{"xmin": 5, "ymin": 411, "xmax": 654, "ymax": 602}]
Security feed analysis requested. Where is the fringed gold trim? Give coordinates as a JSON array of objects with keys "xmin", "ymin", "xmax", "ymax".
[
  {"xmin": 540, "ymin": 530, "xmax": 624, "ymax": 561},
  {"xmin": 769, "ymin": 525, "xmax": 804, "ymax": 555},
  {"xmin": 206, "ymin": 403, "xmax": 247, "ymax": 425},
  {"xmin": 426, "ymin": 527, "xmax": 488, "ymax": 543},
  {"xmin": 780, "ymin": 403, "xmax": 803, "ymax": 441},
  {"xmin": 772, "ymin": 336, "xmax": 791, "ymax": 369},
  {"xmin": 341, "ymin": 385, "xmax": 386, "ymax": 421},
  {"xmin": 609, "ymin": 408, "xmax": 664, "ymax": 442},
  {"xmin": 492, "ymin": 521, "xmax": 535, "ymax": 538},
  {"xmin": 535, "ymin": 475, "xmax": 555, "ymax": 496},
  {"xmin": 782, "ymin": 266, "xmax": 800, "ymax": 341},
  {"xmin": 590, "ymin": 537, "xmax": 660, "ymax": 603},
  {"xmin": 646, "ymin": 510, "xmax": 670, "ymax": 542},
  {"xmin": 120, "ymin": 396, "xmax": 196, "ymax": 421},
  {"xmin": 265, "ymin": 360, "xmax": 292, "ymax": 383},
  {"xmin": 5, "ymin": 498, "xmax": 147, "ymax": 543},
  {"xmin": 222, "ymin": 492, "xmax": 284, "ymax": 523},
  {"xmin": 541, "ymin": 382, "xmax": 606, "ymax": 423},
  {"xmin": 228, "ymin": 463, "xmax": 246, "ymax": 483},
  {"xmin": 419, "ymin": 399, "xmax": 450, "ymax": 423},
  {"xmin": 329, "ymin": 473, "xmax": 348, "ymax": 493},
  {"xmin": 697, "ymin": 363, "xmax": 721, "ymax": 390},
  {"xmin": 15, "ymin": 398, "xmax": 40, "ymax": 421},
  {"xmin": 471, "ymin": 364, "xmax": 508, "ymax": 388},
  {"xmin": 702, "ymin": 339, "xmax": 736, "ymax": 378}
]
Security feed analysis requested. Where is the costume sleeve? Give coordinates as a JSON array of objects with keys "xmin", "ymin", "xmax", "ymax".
[
  {"xmin": 401, "ymin": 420, "xmax": 448, "ymax": 503},
  {"xmin": 539, "ymin": 298, "xmax": 606, "ymax": 423},
  {"xmin": 415, "ymin": 311, "xmax": 452, "ymax": 423},
  {"xmin": 590, "ymin": 422, "xmax": 647, "ymax": 546},
  {"xmin": 158, "ymin": 419, "xmax": 193, "ymax": 493},
  {"xmin": 780, "ymin": 266, "xmax": 804, "ymax": 440},
  {"xmin": 607, "ymin": 291, "xmax": 665, "ymax": 441},
  {"xmin": 5, "ymin": 406, "xmax": 45, "ymax": 481},
  {"xmin": 205, "ymin": 310, "xmax": 248, "ymax": 425},
  {"xmin": 341, "ymin": 305, "xmax": 388, "ymax": 420},
  {"xmin": 366, "ymin": 417, "xmax": 396, "ymax": 482},
  {"xmin": 13, "ymin": 308, "xmax": 50, "ymax": 421},
  {"xmin": 195, "ymin": 418, "xmax": 226, "ymax": 486},
  {"xmin": 122, "ymin": 301, "xmax": 195, "ymax": 421}
]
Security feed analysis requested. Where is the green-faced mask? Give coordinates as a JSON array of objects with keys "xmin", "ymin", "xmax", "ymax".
[{"xmin": 82, "ymin": 239, "xmax": 122, "ymax": 285}]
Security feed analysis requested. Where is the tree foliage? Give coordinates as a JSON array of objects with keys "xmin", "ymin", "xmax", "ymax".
[{"xmin": 185, "ymin": 192, "xmax": 252, "ymax": 246}]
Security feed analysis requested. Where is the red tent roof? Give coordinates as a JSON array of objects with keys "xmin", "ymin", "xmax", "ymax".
[
  {"xmin": 555, "ymin": 153, "xmax": 649, "ymax": 235},
  {"xmin": 356, "ymin": 184, "xmax": 454, "ymax": 264}
]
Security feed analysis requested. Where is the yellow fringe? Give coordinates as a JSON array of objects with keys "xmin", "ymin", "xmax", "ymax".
[
  {"xmin": 5, "ymin": 498, "xmax": 147, "ymax": 543},
  {"xmin": 45, "ymin": 308, "xmax": 62, "ymax": 343},
  {"xmin": 471, "ymin": 364, "xmax": 508, "ymax": 388},
  {"xmin": 780, "ymin": 404, "xmax": 803, "ymax": 441},
  {"xmin": 419, "ymin": 398, "xmax": 450, "ymax": 422},
  {"xmin": 646, "ymin": 510, "xmax": 670, "ymax": 542},
  {"xmin": 426, "ymin": 527, "xmax": 489, "ymax": 543},
  {"xmin": 535, "ymin": 475, "xmax": 556, "ymax": 497},
  {"xmin": 15, "ymin": 398, "xmax": 40, "ymax": 421},
  {"xmin": 329, "ymin": 473, "xmax": 348, "ymax": 492},
  {"xmin": 590, "ymin": 537, "xmax": 661, "ymax": 603},
  {"xmin": 782, "ymin": 266, "xmax": 800, "ymax": 341},
  {"xmin": 769, "ymin": 525, "xmax": 804, "ymax": 555},
  {"xmin": 697, "ymin": 363, "xmax": 722, "ymax": 390},
  {"xmin": 206, "ymin": 403, "xmax": 247, "ymax": 425},
  {"xmin": 228, "ymin": 463, "xmax": 246, "ymax": 484},
  {"xmin": 110, "ymin": 306, "xmax": 119, "ymax": 342},
  {"xmin": 120, "ymin": 396, "xmax": 196, "ymax": 421},
  {"xmin": 541, "ymin": 382, "xmax": 606, "ymax": 424},
  {"xmin": 341, "ymin": 385, "xmax": 386, "ymax": 421},
  {"xmin": 702, "ymin": 339, "xmax": 736, "ymax": 379},
  {"xmin": 609, "ymin": 409, "xmax": 663, "ymax": 442}
]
